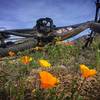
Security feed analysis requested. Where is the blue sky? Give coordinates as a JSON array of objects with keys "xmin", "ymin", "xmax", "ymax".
[{"xmin": 0, "ymin": 0, "xmax": 96, "ymax": 40}]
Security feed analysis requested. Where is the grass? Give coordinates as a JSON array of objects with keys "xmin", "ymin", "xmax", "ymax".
[{"xmin": 0, "ymin": 35, "xmax": 100, "ymax": 100}]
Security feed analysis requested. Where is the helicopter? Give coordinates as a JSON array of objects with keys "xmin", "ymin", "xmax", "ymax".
[{"xmin": 0, "ymin": 0, "xmax": 100, "ymax": 57}]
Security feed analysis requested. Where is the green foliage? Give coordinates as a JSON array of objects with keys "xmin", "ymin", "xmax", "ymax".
[
  {"xmin": 92, "ymin": 37, "xmax": 100, "ymax": 70},
  {"xmin": 44, "ymin": 44, "xmax": 78, "ymax": 65},
  {"xmin": 0, "ymin": 39, "xmax": 100, "ymax": 100}
]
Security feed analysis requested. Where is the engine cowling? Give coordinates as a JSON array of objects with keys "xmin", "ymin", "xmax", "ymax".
[{"xmin": 35, "ymin": 17, "xmax": 56, "ymax": 35}]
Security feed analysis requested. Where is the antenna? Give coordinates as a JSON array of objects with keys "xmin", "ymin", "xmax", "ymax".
[{"xmin": 95, "ymin": 0, "xmax": 100, "ymax": 21}]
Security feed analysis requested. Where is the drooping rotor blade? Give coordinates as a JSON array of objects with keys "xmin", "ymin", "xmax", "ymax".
[
  {"xmin": 5, "ymin": 28, "xmax": 34, "ymax": 34},
  {"xmin": 54, "ymin": 21, "xmax": 92, "ymax": 30},
  {"xmin": 60, "ymin": 21, "xmax": 100, "ymax": 40},
  {"xmin": 0, "ymin": 21, "xmax": 92, "ymax": 34},
  {"xmin": 0, "ymin": 31, "xmax": 35, "ymax": 37},
  {"xmin": 61, "ymin": 22, "xmax": 90, "ymax": 40}
]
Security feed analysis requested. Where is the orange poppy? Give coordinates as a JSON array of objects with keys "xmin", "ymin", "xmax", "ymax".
[
  {"xmin": 62, "ymin": 41, "xmax": 75, "ymax": 46},
  {"xmin": 56, "ymin": 41, "xmax": 75, "ymax": 46},
  {"xmin": 8, "ymin": 51, "xmax": 16, "ymax": 57},
  {"xmin": 39, "ymin": 71, "xmax": 59, "ymax": 89},
  {"xmin": 21, "ymin": 56, "xmax": 32, "ymax": 64},
  {"xmin": 80, "ymin": 64, "xmax": 96, "ymax": 78}
]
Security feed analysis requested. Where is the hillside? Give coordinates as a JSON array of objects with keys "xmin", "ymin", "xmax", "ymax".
[{"xmin": 0, "ymin": 34, "xmax": 100, "ymax": 100}]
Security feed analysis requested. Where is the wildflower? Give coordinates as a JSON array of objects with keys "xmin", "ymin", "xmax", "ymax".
[
  {"xmin": 80, "ymin": 64, "xmax": 96, "ymax": 78},
  {"xmin": 8, "ymin": 51, "xmax": 16, "ymax": 57},
  {"xmin": 38, "ymin": 59, "xmax": 51, "ymax": 68},
  {"xmin": 31, "ymin": 69, "xmax": 35, "ymax": 74},
  {"xmin": 0, "ymin": 57, "xmax": 2, "ymax": 61},
  {"xmin": 21, "ymin": 56, "xmax": 33, "ymax": 64},
  {"xmin": 56, "ymin": 41, "xmax": 63, "ymax": 45},
  {"xmin": 32, "ymin": 47, "xmax": 43, "ymax": 51},
  {"xmin": 62, "ymin": 41, "xmax": 75, "ymax": 46},
  {"xmin": 32, "ymin": 89, "xmax": 36, "ymax": 93},
  {"xmin": 97, "ymin": 49, "xmax": 100, "ymax": 52},
  {"xmin": 26, "ymin": 76, "xmax": 34, "ymax": 83},
  {"xmin": 8, "ymin": 60, "xmax": 15, "ymax": 64},
  {"xmin": 39, "ymin": 71, "xmax": 59, "ymax": 89},
  {"xmin": 56, "ymin": 41, "xmax": 75, "ymax": 46},
  {"xmin": 54, "ymin": 36, "xmax": 62, "ymax": 42}
]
